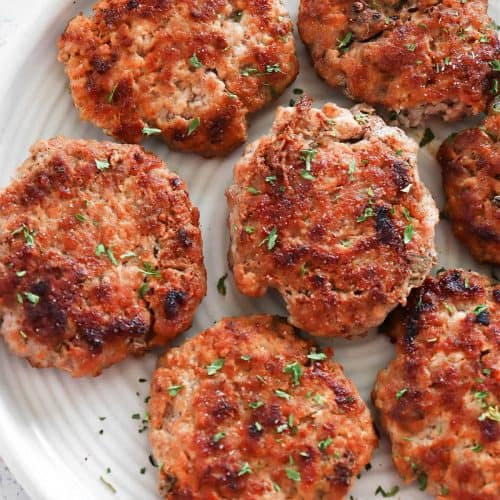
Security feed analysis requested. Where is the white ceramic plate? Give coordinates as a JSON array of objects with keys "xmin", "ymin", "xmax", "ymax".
[{"xmin": 0, "ymin": 1, "xmax": 498, "ymax": 499}]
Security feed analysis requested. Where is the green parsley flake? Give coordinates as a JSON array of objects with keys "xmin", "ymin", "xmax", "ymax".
[
  {"xmin": 418, "ymin": 472, "xmax": 428, "ymax": 491},
  {"xmin": 265, "ymin": 175, "xmax": 277, "ymax": 184},
  {"xmin": 142, "ymin": 126, "xmax": 162, "ymax": 136},
  {"xmin": 375, "ymin": 485, "xmax": 399, "ymax": 497},
  {"xmin": 405, "ymin": 43, "xmax": 417, "ymax": 51},
  {"xmin": 471, "ymin": 443, "xmax": 483, "ymax": 452},
  {"xmin": 238, "ymin": 462, "xmax": 252, "ymax": 476},
  {"xmin": 121, "ymin": 251, "xmax": 137, "ymax": 260},
  {"xmin": 273, "ymin": 482, "xmax": 281, "ymax": 492},
  {"xmin": 138, "ymin": 282, "xmax": 149, "ymax": 298},
  {"xmin": 318, "ymin": 437, "xmax": 333, "ymax": 451},
  {"xmin": 16, "ymin": 270, "xmax": 26, "ymax": 277},
  {"xmin": 95, "ymin": 159, "xmax": 110, "ymax": 171},
  {"xmin": 168, "ymin": 385, "xmax": 183, "ymax": 397},
  {"xmin": 473, "ymin": 304, "xmax": 488, "ymax": 315},
  {"xmin": 106, "ymin": 247, "xmax": 118, "ymax": 266},
  {"xmin": 12, "ymin": 225, "xmax": 36, "ymax": 247},
  {"xmin": 300, "ymin": 148, "xmax": 317, "ymax": 172},
  {"xmin": 348, "ymin": 159, "xmax": 356, "ymax": 180},
  {"xmin": 301, "ymin": 169, "xmax": 315, "ymax": 180},
  {"xmin": 276, "ymin": 423, "xmax": 288, "ymax": 433},
  {"xmin": 404, "ymin": 224, "xmax": 414, "ymax": 244},
  {"xmin": 99, "ymin": 476, "xmax": 117, "ymax": 493},
  {"xmin": 491, "ymin": 79, "xmax": 498, "ymax": 95},
  {"xmin": 207, "ymin": 358, "xmax": 225, "ymax": 375},
  {"xmin": 285, "ymin": 468, "xmax": 301, "ymax": 482},
  {"xmin": 96, "ymin": 243, "xmax": 106, "ymax": 256},
  {"xmin": 249, "ymin": 401, "xmax": 264, "ymax": 409},
  {"xmin": 307, "ymin": 351, "xmax": 327, "ymax": 361},
  {"xmin": 396, "ymin": 388, "xmax": 408, "ymax": 399},
  {"xmin": 357, "ymin": 207, "xmax": 374, "ymax": 222},
  {"xmin": 107, "ymin": 84, "xmax": 118, "ymax": 104},
  {"xmin": 217, "ymin": 274, "xmax": 228, "ymax": 296},
  {"xmin": 247, "ymin": 186, "xmax": 260, "ymax": 195},
  {"xmin": 189, "ymin": 54, "xmax": 203, "ymax": 69},
  {"xmin": 478, "ymin": 405, "xmax": 500, "ymax": 422},
  {"xmin": 266, "ymin": 64, "xmax": 282, "ymax": 74},
  {"xmin": 244, "ymin": 226, "xmax": 254, "ymax": 234},
  {"xmin": 139, "ymin": 262, "xmax": 161, "ymax": 277},
  {"xmin": 275, "ymin": 389, "xmax": 291, "ymax": 400},
  {"xmin": 187, "ymin": 117, "xmax": 201, "ymax": 136},
  {"xmin": 420, "ymin": 128, "xmax": 435, "ymax": 147},
  {"xmin": 283, "ymin": 362, "xmax": 303, "ymax": 386},
  {"xmin": 213, "ymin": 432, "xmax": 226, "ymax": 443},
  {"xmin": 19, "ymin": 330, "xmax": 28, "ymax": 341},
  {"xmin": 75, "ymin": 213, "xmax": 86, "ymax": 223},
  {"xmin": 260, "ymin": 227, "xmax": 278, "ymax": 251},
  {"xmin": 240, "ymin": 67, "xmax": 259, "ymax": 76},
  {"xmin": 337, "ymin": 31, "xmax": 353, "ymax": 50},
  {"xmin": 491, "ymin": 60, "xmax": 500, "ymax": 71},
  {"xmin": 24, "ymin": 292, "xmax": 40, "ymax": 305},
  {"xmin": 241, "ymin": 355, "xmax": 251, "ymax": 361}
]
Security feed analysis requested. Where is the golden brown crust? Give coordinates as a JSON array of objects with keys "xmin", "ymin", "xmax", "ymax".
[
  {"xmin": 438, "ymin": 109, "xmax": 500, "ymax": 265},
  {"xmin": 373, "ymin": 270, "xmax": 500, "ymax": 499},
  {"xmin": 149, "ymin": 315, "xmax": 377, "ymax": 499},
  {"xmin": 226, "ymin": 98, "xmax": 438, "ymax": 337},
  {"xmin": 58, "ymin": 0, "xmax": 299, "ymax": 157},
  {"xmin": 0, "ymin": 137, "xmax": 206, "ymax": 377},
  {"xmin": 298, "ymin": 0, "xmax": 500, "ymax": 126}
]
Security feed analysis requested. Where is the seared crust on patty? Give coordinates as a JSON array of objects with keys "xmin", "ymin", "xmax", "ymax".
[
  {"xmin": 0, "ymin": 137, "xmax": 206, "ymax": 377},
  {"xmin": 438, "ymin": 105, "xmax": 500, "ymax": 265},
  {"xmin": 226, "ymin": 98, "xmax": 438, "ymax": 337},
  {"xmin": 373, "ymin": 270, "xmax": 500, "ymax": 499},
  {"xmin": 149, "ymin": 315, "xmax": 377, "ymax": 499},
  {"xmin": 298, "ymin": 0, "xmax": 500, "ymax": 127},
  {"xmin": 58, "ymin": 0, "xmax": 298, "ymax": 157}
]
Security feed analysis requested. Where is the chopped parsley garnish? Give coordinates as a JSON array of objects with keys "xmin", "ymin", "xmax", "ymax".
[
  {"xmin": 16, "ymin": 270, "xmax": 26, "ymax": 277},
  {"xmin": 375, "ymin": 485, "xmax": 399, "ymax": 497},
  {"xmin": 99, "ymin": 476, "xmax": 117, "ymax": 493},
  {"xmin": 19, "ymin": 330, "xmax": 28, "ymax": 341},
  {"xmin": 96, "ymin": 243, "xmax": 106, "ymax": 256},
  {"xmin": 491, "ymin": 79, "xmax": 499, "ymax": 95},
  {"xmin": 12, "ymin": 224, "xmax": 36, "ymax": 247},
  {"xmin": 473, "ymin": 304, "xmax": 488, "ymax": 315},
  {"xmin": 274, "ymin": 389, "xmax": 291, "ymax": 400},
  {"xmin": 207, "ymin": 358, "xmax": 225, "ymax": 375},
  {"xmin": 238, "ymin": 462, "xmax": 252, "ymax": 476},
  {"xmin": 260, "ymin": 227, "xmax": 278, "ymax": 250},
  {"xmin": 285, "ymin": 468, "xmax": 301, "ymax": 482},
  {"xmin": 24, "ymin": 292, "xmax": 40, "ymax": 305},
  {"xmin": 402, "ymin": 207, "xmax": 412, "ymax": 222},
  {"xmin": 337, "ymin": 31, "xmax": 353, "ymax": 50},
  {"xmin": 249, "ymin": 401, "xmax": 264, "ymax": 409},
  {"xmin": 168, "ymin": 385, "xmax": 183, "ymax": 397},
  {"xmin": 240, "ymin": 67, "xmax": 259, "ymax": 76},
  {"xmin": 356, "ymin": 206, "xmax": 374, "ymax": 222},
  {"xmin": 254, "ymin": 421, "xmax": 263, "ymax": 431},
  {"xmin": 75, "ymin": 213, "xmax": 86, "ymax": 223},
  {"xmin": 348, "ymin": 159, "xmax": 356, "ymax": 180},
  {"xmin": 301, "ymin": 170, "xmax": 315, "ymax": 180},
  {"xmin": 121, "ymin": 251, "xmax": 137, "ymax": 260},
  {"xmin": 187, "ymin": 117, "xmax": 201, "ymax": 136},
  {"xmin": 213, "ymin": 432, "xmax": 226, "ymax": 443},
  {"xmin": 189, "ymin": 54, "xmax": 203, "ymax": 69},
  {"xmin": 318, "ymin": 437, "xmax": 333, "ymax": 451},
  {"xmin": 244, "ymin": 226, "xmax": 254, "ymax": 234},
  {"xmin": 404, "ymin": 224, "xmax": 414, "ymax": 244},
  {"xmin": 95, "ymin": 159, "xmax": 110, "ymax": 171},
  {"xmin": 247, "ymin": 186, "xmax": 260, "ymax": 195},
  {"xmin": 471, "ymin": 443, "xmax": 483, "ymax": 452},
  {"xmin": 478, "ymin": 404, "xmax": 500, "ymax": 422},
  {"xmin": 139, "ymin": 262, "xmax": 161, "ymax": 277},
  {"xmin": 491, "ymin": 60, "xmax": 500, "ymax": 71},
  {"xmin": 419, "ymin": 128, "xmax": 435, "ymax": 147},
  {"xmin": 107, "ymin": 84, "xmax": 118, "ymax": 104},
  {"xmin": 300, "ymin": 148, "xmax": 317, "ymax": 172},
  {"xmin": 283, "ymin": 362, "xmax": 303, "ymax": 385},
  {"xmin": 106, "ymin": 247, "xmax": 118, "ymax": 266},
  {"xmin": 265, "ymin": 64, "xmax": 282, "ymax": 74},
  {"xmin": 217, "ymin": 274, "xmax": 228, "ymax": 296},
  {"xmin": 142, "ymin": 126, "xmax": 162, "ymax": 136},
  {"xmin": 313, "ymin": 393, "xmax": 325, "ymax": 405},
  {"xmin": 307, "ymin": 351, "xmax": 327, "ymax": 361},
  {"xmin": 276, "ymin": 423, "xmax": 288, "ymax": 433},
  {"xmin": 479, "ymin": 34, "xmax": 489, "ymax": 43},
  {"xmin": 138, "ymin": 282, "xmax": 149, "ymax": 298},
  {"xmin": 241, "ymin": 355, "xmax": 251, "ymax": 361},
  {"xmin": 405, "ymin": 43, "xmax": 417, "ymax": 51},
  {"xmin": 418, "ymin": 472, "xmax": 428, "ymax": 491},
  {"xmin": 354, "ymin": 112, "xmax": 369, "ymax": 125},
  {"xmin": 396, "ymin": 388, "xmax": 408, "ymax": 399},
  {"xmin": 265, "ymin": 175, "xmax": 277, "ymax": 184},
  {"xmin": 273, "ymin": 482, "xmax": 281, "ymax": 492}
]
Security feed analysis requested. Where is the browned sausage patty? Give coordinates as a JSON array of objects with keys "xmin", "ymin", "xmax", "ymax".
[
  {"xmin": 298, "ymin": 0, "xmax": 500, "ymax": 127},
  {"xmin": 373, "ymin": 269, "xmax": 500, "ymax": 499},
  {"xmin": 58, "ymin": 0, "xmax": 299, "ymax": 157},
  {"xmin": 226, "ymin": 98, "xmax": 438, "ymax": 337},
  {"xmin": 149, "ymin": 315, "xmax": 377, "ymax": 499},
  {"xmin": 0, "ymin": 137, "xmax": 206, "ymax": 377},
  {"xmin": 438, "ymin": 104, "xmax": 500, "ymax": 265}
]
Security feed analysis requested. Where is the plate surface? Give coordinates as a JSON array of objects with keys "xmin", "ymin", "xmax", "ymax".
[{"xmin": 0, "ymin": 1, "xmax": 497, "ymax": 499}]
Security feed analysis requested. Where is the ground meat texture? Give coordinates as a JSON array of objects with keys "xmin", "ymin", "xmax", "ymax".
[
  {"xmin": 226, "ymin": 98, "xmax": 438, "ymax": 337},
  {"xmin": 298, "ymin": 0, "xmax": 500, "ymax": 127},
  {"xmin": 149, "ymin": 315, "xmax": 377, "ymax": 499},
  {"xmin": 58, "ymin": 0, "xmax": 299, "ymax": 157},
  {"xmin": 373, "ymin": 270, "xmax": 500, "ymax": 500},
  {"xmin": 438, "ymin": 106, "xmax": 500, "ymax": 265},
  {"xmin": 0, "ymin": 137, "xmax": 206, "ymax": 377}
]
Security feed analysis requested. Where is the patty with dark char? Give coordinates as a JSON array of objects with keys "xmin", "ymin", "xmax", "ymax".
[
  {"xmin": 149, "ymin": 315, "xmax": 377, "ymax": 499},
  {"xmin": 438, "ymin": 100, "xmax": 500, "ymax": 265},
  {"xmin": 0, "ymin": 137, "xmax": 206, "ymax": 377},
  {"xmin": 58, "ymin": 0, "xmax": 299, "ymax": 157},
  {"xmin": 373, "ymin": 269, "xmax": 499, "ymax": 499},
  {"xmin": 227, "ymin": 98, "xmax": 438, "ymax": 337},
  {"xmin": 298, "ymin": 0, "xmax": 500, "ymax": 127}
]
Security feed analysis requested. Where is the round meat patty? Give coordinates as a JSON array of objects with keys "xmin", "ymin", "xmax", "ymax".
[
  {"xmin": 0, "ymin": 137, "xmax": 206, "ymax": 377},
  {"xmin": 226, "ymin": 98, "xmax": 438, "ymax": 337},
  {"xmin": 149, "ymin": 315, "xmax": 377, "ymax": 499},
  {"xmin": 438, "ymin": 101, "xmax": 500, "ymax": 265},
  {"xmin": 58, "ymin": 0, "xmax": 299, "ymax": 157},
  {"xmin": 373, "ymin": 269, "xmax": 499, "ymax": 499},
  {"xmin": 298, "ymin": 0, "xmax": 500, "ymax": 127}
]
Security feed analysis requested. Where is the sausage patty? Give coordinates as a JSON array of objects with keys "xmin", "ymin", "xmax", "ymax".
[
  {"xmin": 149, "ymin": 315, "xmax": 377, "ymax": 499},
  {"xmin": 438, "ymin": 101, "xmax": 500, "ymax": 265},
  {"xmin": 373, "ymin": 269, "xmax": 499, "ymax": 499},
  {"xmin": 226, "ymin": 98, "xmax": 438, "ymax": 337},
  {"xmin": 298, "ymin": 0, "xmax": 500, "ymax": 127},
  {"xmin": 58, "ymin": 0, "xmax": 299, "ymax": 157},
  {"xmin": 0, "ymin": 137, "xmax": 206, "ymax": 377}
]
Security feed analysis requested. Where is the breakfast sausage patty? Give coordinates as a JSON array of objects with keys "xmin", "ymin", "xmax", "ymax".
[
  {"xmin": 58, "ymin": 0, "xmax": 299, "ymax": 157},
  {"xmin": 149, "ymin": 315, "xmax": 377, "ymax": 499},
  {"xmin": 298, "ymin": 0, "xmax": 500, "ymax": 127},
  {"xmin": 373, "ymin": 269, "xmax": 499, "ymax": 499},
  {"xmin": 438, "ymin": 103, "xmax": 500, "ymax": 265},
  {"xmin": 0, "ymin": 137, "xmax": 206, "ymax": 377},
  {"xmin": 226, "ymin": 98, "xmax": 438, "ymax": 337}
]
